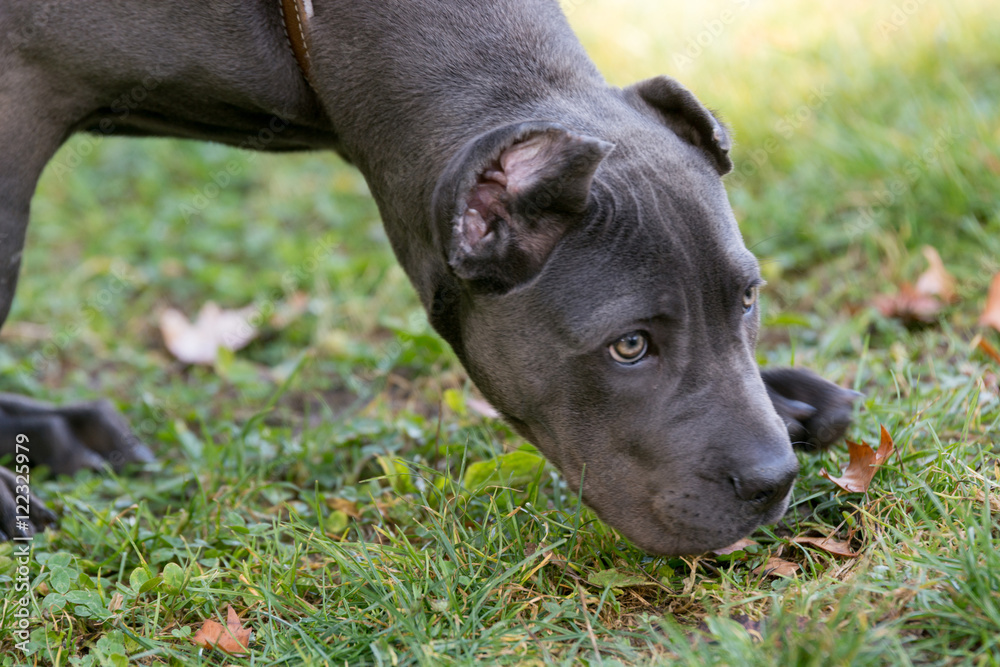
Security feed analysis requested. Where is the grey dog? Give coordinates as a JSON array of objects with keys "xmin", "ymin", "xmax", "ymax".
[{"xmin": 0, "ymin": 0, "xmax": 860, "ymax": 553}]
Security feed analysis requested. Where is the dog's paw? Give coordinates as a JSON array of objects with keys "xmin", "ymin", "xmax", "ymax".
[
  {"xmin": 0, "ymin": 393, "xmax": 155, "ymax": 475},
  {"xmin": 0, "ymin": 394, "xmax": 155, "ymax": 540},
  {"xmin": 761, "ymin": 368, "xmax": 863, "ymax": 452},
  {"xmin": 0, "ymin": 467, "xmax": 58, "ymax": 540}
]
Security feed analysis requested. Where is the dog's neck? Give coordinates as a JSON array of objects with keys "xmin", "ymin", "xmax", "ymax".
[
  {"xmin": 279, "ymin": 0, "xmax": 315, "ymax": 84},
  {"xmin": 281, "ymin": 0, "xmax": 613, "ymax": 310}
]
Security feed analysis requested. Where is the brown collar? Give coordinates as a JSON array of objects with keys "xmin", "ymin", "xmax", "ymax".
[{"xmin": 279, "ymin": 0, "xmax": 315, "ymax": 84}]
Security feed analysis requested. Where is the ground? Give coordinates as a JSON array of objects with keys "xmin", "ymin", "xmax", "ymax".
[{"xmin": 1, "ymin": 0, "xmax": 998, "ymax": 664}]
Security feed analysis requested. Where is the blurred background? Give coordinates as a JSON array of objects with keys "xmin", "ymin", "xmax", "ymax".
[
  {"xmin": 2, "ymin": 0, "xmax": 997, "ymax": 454},
  {"xmin": 2, "ymin": 0, "xmax": 998, "ymax": 661},
  {"xmin": 0, "ymin": 0, "xmax": 995, "ymax": 475}
]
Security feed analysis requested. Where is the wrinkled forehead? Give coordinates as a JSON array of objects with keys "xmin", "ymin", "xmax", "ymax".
[
  {"xmin": 599, "ymin": 152, "xmax": 746, "ymax": 249},
  {"xmin": 499, "ymin": 166, "xmax": 759, "ymax": 346}
]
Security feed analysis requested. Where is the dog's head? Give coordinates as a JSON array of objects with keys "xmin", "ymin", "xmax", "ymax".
[{"xmin": 429, "ymin": 76, "xmax": 797, "ymax": 554}]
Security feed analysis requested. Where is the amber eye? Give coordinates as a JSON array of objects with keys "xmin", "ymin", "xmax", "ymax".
[
  {"xmin": 742, "ymin": 286, "xmax": 759, "ymax": 313},
  {"xmin": 609, "ymin": 332, "xmax": 649, "ymax": 364}
]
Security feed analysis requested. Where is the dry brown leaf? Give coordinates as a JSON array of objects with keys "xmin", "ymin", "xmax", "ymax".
[
  {"xmin": 821, "ymin": 424, "xmax": 896, "ymax": 494},
  {"xmin": 914, "ymin": 246, "xmax": 956, "ymax": 303},
  {"xmin": 879, "ymin": 289, "xmax": 939, "ymax": 319},
  {"xmin": 712, "ymin": 538, "xmax": 759, "ymax": 556},
  {"xmin": 873, "ymin": 284, "xmax": 943, "ymax": 324},
  {"xmin": 974, "ymin": 489, "xmax": 1000, "ymax": 513},
  {"xmin": 980, "ymin": 273, "xmax": 1000, "ymax": 333},
  {"xmin": 755, "ymin": 557, "xmax": 799, "ymax": 578},
  {"xmin": 160, "ymin": 302, "xmax": 258, "ymax": 365},
  {"xmin": 973, "ymin": 334, "xmax": 1000, "ymax": 366},
  {"xmin": 793, "ymin": 536, "xmax": 859, "ymax": 558},
  {"xmin": 874, "ymin": 247, "xmax": 959, "ymax": 324},
  {"xmin": 191, "ymin": 605, "xmax": 251, "ymax": 655}
]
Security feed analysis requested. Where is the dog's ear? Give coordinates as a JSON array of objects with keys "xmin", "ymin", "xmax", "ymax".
[
  {"xmin": 434, "ymin": 122, "xmax": 614, "ymax": 292},
  {"xmin": 625, "ymin": 75, "xmax": 732, "ymax": 175}
]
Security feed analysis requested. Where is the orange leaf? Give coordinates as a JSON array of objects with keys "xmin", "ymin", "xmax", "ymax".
[
  {"xmin": 914, "ymin": 246, "xmax": 957, "ymax": 303},
  {"xmin": 712, "ymin": 538, "xmax": 759, "ymax": 556},
  {"xmin": 755, "ymin": 557, "xmax": 799, "ymax": 578},
  {"xmin": 820, "ymin": 425, "xmax": 895, "ymax": 494},
  {"xmin": 975, "ymin": 335, "xmax": 1000, "ymax": 366},
  {"xmin": 793, "ymin": 536, "xmax": 859, "ymax": 558},
  {"xmin": 191, "ymin": 605, "xmax": 251, "ymax": 655},
  {"xmin": 980, "ymin": 273, "xmax": 1000, "ymax": 333}
]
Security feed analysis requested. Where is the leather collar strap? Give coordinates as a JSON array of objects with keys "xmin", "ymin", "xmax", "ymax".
[{"xmin": 279, "ymin": 0, "xmax": 315, "ymax": 83}]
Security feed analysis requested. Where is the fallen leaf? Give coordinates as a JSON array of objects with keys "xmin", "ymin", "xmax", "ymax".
[
  {"xmin": 974, "ymin": 488, "xmax": 1000, "ymax": 513},
  {"xmin": 874, "ymin": 247, "xmax": 959, "ymax": 324},
  {"xmin": 467, "ymin": 396, "xmax": 500, "ymax": 419},
  {"xmin": 873, "ymin": 284, "xmax": 943, "ymax": 324},
  {"xmin": 191, "ymin": 605, "xmax": 251, "ymax": 655},
  {"xmin": 108, "ymin": 592, "xmax": 125, "ymax": 613},
  {"xmin": 712, "ymin": 538, "xmax": 759, "ymax": 556},
  {"xmin": 160, "ymin": 302, "xmax": 258, "ymax": 365},
  {"xmin": 821, "ymin": 424, "xmax": 896, "ymax": 494},
  {"xmin": 973, "ymin": 334, "xmax": 1000, "ymax": 366},
  {"xmin": 980, "ymin": 273, "xmax": 1000, "ymax": 333},
  {"xmin": 914, "ymin": 246, "xmax": 956, "ymax": 303},
  {"xmin": 792, "ymin": 536, "xmax": 859, "ymax": 558},
  {"xmin": 755, "ymin": 557, "xmax": 799, "ymax": 578}
]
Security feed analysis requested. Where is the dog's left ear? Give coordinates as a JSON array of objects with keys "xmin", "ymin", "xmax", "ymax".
[
  {"xmin": 434, "ymin": 121, "xmax": 614, "ymax": 293},
  {"xmin": 625, "ymin": 75, "xmax": 732, "ymax": 174}
]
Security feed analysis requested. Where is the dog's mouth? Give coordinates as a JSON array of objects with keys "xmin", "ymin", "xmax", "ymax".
[{"xmin": 492, "ymin": 405, "xmax": 797, "ymax": 555}]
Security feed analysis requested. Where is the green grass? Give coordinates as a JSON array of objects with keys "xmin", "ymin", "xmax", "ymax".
[{"xmin": 2, "ymin": 0, "xmax": 999, "ymax": 664}]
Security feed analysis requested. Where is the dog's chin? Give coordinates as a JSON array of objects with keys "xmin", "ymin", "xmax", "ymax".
[
  {"xmin": 758, "ymin": 488, "xmax": 793, "ymax": 526},
  {"xmin": 613, "ymin": 488, "xmax": 796, "ymax": 556},
  {"xmin": 499, "ymin": 419, "xmax": 796, "ymax": 555}
]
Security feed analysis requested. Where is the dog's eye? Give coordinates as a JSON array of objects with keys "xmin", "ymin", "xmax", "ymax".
[
  {"xmin": 609, "ymin": 332, "xmax": 649, "ymax": 364},
  {"xmin": 742, "ymin": 286, "xmax": 759, "ymax": 313}
]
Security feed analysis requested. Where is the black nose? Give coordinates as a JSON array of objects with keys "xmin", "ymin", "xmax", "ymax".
[{"xmin": 731, "ymin": 461, "xmax": 799, "ymax": 508}]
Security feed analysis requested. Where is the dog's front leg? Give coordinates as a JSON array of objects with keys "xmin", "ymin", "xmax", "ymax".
[{"xmin": 0, "ymin": 64, "xmax": 153, "ymax": 538}]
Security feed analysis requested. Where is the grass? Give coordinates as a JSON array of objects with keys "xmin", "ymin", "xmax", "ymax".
[{"xmin": 1, "ymin": 0, "xmax": 999, "ymax": 664}]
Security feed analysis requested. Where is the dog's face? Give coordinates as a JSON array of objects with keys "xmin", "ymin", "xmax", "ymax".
[{"xmin": 430, "ymin": 77, "xmax": 798, "ymax": 554}]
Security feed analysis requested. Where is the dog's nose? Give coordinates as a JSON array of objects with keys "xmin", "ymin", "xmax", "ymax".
[{"xmin": 730, "ymin": 459, "xmax": 799, "ymax": 508}]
